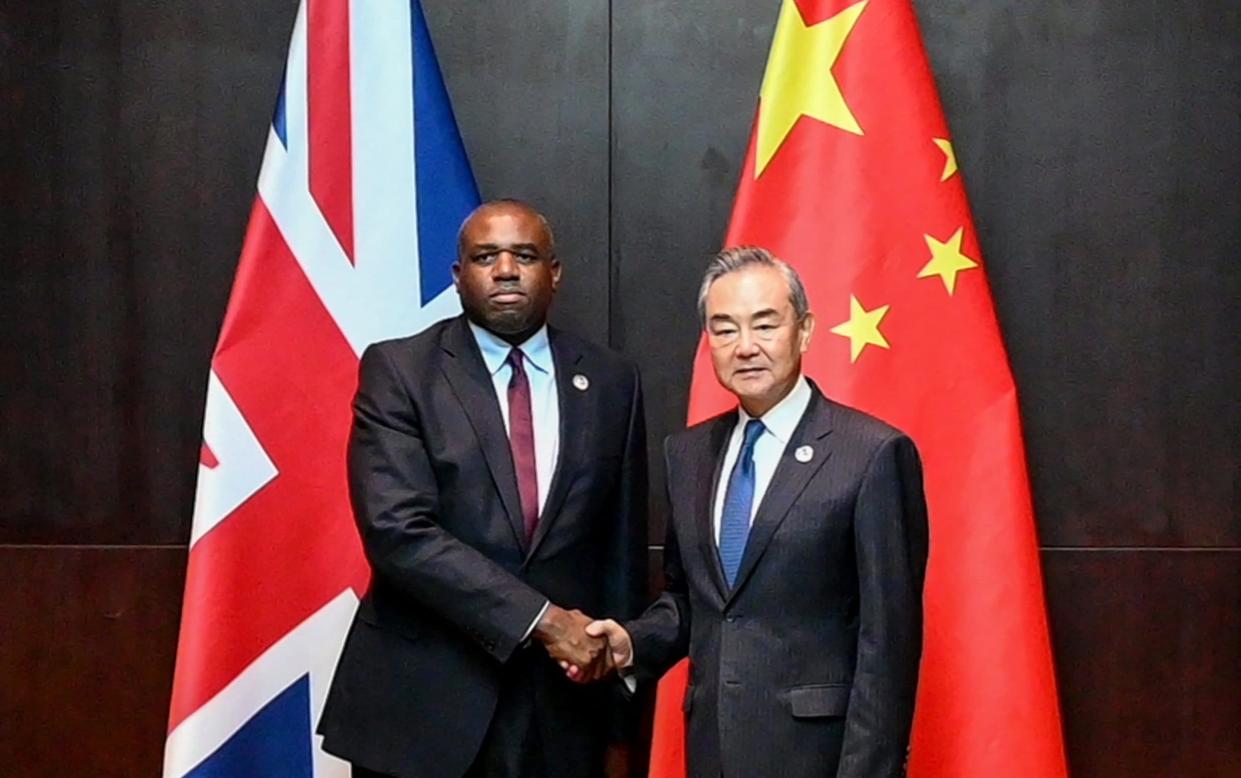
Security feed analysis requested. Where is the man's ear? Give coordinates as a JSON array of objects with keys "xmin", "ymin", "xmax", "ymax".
[
  {"xmin": 550, "ymin": 258, "xmax": 563, "ymax": 291},
  {"xmin": 798, "ymin": 312, "xmax": 816, "ymax": 353},
  {"xmin": 451, "ymin": 261, "xmax": 461, "ymax": 288}
]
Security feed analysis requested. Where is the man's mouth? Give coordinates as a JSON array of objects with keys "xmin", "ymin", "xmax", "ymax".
[{"xmin": 490, "ymin": 290, "xmax": 526, "ymax": 304}]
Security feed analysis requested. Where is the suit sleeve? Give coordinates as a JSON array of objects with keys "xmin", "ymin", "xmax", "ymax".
[
  {"xmin": 601, "ymin": 363, "xmax": 650, "ymax": 622},
  {"xmin": 623, "ymin": 436, "xmax": 692, "ymax": 684},
  {"xmin": 602, "ymin": 363, "xmax": 650, "ymax": 740},
  {"xmin": 348, "ymin": 343, "xmax": 547, "ymax": 664},
  {"xmin": 837, "ymin": 434, "xmax": 930, "ymax": 778}
]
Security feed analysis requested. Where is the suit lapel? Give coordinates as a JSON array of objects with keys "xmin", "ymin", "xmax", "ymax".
[
  {"xmin": 437, "ymin": 316, "xmax": 528, "ymax": 552},
  {"xmin": 526, "ymin": 328, "xmax": 584, "ymax": 560},
  {"xmin": 694, "ymin": 414, "xmax": 735, "ymax": 604},
  {"xmin": 726, "ymin": 391, "xmax": 835, "ymax": 603}
]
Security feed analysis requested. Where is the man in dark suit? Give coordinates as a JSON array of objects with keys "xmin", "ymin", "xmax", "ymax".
[
  {"xmin": 318, "ymin": 200, "xmax": 647, "ymax": 778},
  {"xmin": 581, "ymin": 247, "xmax": 928, "ymax": 778}
]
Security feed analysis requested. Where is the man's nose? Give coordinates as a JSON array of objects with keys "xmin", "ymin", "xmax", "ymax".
[
  {"xmin": 491, "ymin": 251, "xmax": 520, "ymax": 279},
  {"xmin": 735, "ymin": 330, "xmax": 760, "ymax": 356}
]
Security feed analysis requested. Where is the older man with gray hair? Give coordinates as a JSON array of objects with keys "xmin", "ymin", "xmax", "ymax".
[{"xmin": 579, "ymin": 245, "xmax": 929, "ymax": 778}]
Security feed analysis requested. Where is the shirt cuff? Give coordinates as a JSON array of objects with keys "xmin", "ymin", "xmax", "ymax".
[
  {"xmin": 619, "ymin": 666, "xmax": 638, "ymax": 694},
  {"xmin": 521, "ymin": 600, "xmax": 551, "ymax": 644}
]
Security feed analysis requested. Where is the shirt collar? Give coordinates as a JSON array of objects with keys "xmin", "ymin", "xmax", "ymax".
[
  {"xmin": 737, "ymin": 374, "xmax": 811, "ymax": 446},
  {"xmin": 467, "ymin": 319, "xmax": 554, "ymax": 377}
]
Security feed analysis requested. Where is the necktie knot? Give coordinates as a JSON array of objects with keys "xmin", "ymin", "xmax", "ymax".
[
  {"xmin": 506, "ymin": 348, "xmax": 527, "ymax": 381},
  {"xmin": 741, "ymin": 418, "xmax": 765, "ymax": 455}
]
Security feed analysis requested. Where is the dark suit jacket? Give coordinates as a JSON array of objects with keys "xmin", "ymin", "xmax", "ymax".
[
  {"xmin": 318, "ymin": 315, "xmax": 647, "ymax": 778},
  {"xmin": 627, "ymin": 385, "xmax": 928, "ymax": 778}
]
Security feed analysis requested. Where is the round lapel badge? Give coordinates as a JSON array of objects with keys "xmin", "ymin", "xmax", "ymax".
[
  {"xmin": 572, "ymin": 374, "xmax": 590, "ymax": 391},
  {"xmin": 794, "ymin": 445, "xmax": 814, "ymax": 463}
]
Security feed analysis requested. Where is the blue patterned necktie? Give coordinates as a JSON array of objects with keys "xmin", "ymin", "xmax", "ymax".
[{"xmin": 719, "ymin": 419, "xmax": 765, "ymax": 587}]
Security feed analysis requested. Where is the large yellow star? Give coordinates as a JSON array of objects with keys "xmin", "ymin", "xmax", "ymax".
[
  {"xmin": 933, "ymin": 138, "xmax": 958, "ymax": 181},
  {"xmin": 829, "ymin": 294, "xmax": 890, "ymax": 362},
  {"xmin": 754, "ymin": 0, "xmax": 869, "ymax": 178},
  {"xmin": 918, "ymin": 227, "xmax": 978, "ymax": 294}
]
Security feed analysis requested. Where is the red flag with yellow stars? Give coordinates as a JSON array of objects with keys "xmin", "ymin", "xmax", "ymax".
[{"xmin": 648, "ymin": 1, "xmax": 1068, "ymax": 776}]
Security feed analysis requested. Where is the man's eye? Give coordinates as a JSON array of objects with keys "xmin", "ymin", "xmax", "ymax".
[
  {"xmin": 473, "ymin": 253, "xmax": 497, "ymax": 264},
  {"xmin": 516, "ymin": 253, "xmax": 540, "ymax": 264}
]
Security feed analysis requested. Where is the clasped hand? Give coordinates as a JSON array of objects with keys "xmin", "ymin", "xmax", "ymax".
[{"xmin": 532, "ymin": 605, "xmax": 633, "ymax": 684}]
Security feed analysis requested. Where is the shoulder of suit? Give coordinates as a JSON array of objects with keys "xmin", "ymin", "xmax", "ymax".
[
  {"xmin": 363, "ymin": 317, "xmax": 456, "ymax": 362},
  {"xmin": 548, "ymin": 326, "xmax": 639, "ymax": 377},
  {"xmin": 820, "ymin": 394, "xmax": 912, "ymax": 447},
  {"xmin": 665, "ymin": 408, "xmax": 734, "ymax": 452}
]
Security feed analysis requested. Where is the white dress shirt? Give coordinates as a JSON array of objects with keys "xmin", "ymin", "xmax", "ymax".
[
  {"xmin": 468, "ymin": 321, "xmax": 560, "ymax": 637},
  {"xmin": 712, "ymin": 375, "xmax": 813, "ymax": 543}
]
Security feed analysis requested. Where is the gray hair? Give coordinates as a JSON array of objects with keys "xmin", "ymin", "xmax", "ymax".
[{"xmin": 696, "ymin": 246, "xmax": 809, "ymax": 329}]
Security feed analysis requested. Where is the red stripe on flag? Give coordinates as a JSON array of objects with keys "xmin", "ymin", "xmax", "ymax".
[
  {"xmin": 307, "ymin": 0, "xmax": 356, "ymax": 263},
  {"xmin": 167, "ymin": 199, "xmax": 369, "ymax": 731},
  {"xmin": 200, "ymin": 443, "xmax": 219, "ymax": 469}
]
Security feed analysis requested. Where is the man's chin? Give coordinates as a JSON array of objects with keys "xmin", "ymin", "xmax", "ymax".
[
  {"xmin": 727, "ymin": 381, "xmax": 772, "ymax": 404},
  {"xmin": 481, "ymin": 309, "xmax": 538, "ymax": 337},
  {"xmin": 731, "ymin": 373, "xmax": 770, "ymax": 389}
]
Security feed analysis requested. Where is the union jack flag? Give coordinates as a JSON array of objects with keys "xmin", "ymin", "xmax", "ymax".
[{"xmin": 164, "ymin": 2, "xmax": 479, "ymax": 775}]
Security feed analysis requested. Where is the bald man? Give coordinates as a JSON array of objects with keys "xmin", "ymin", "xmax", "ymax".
[{"xmin": 319, "ymin": 200, "xmax": 647, "ymax": 778}]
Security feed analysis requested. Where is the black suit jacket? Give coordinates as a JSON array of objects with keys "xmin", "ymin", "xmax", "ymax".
[
  {"xmin": 318, "ymin": 315, "xmax": 647, "ymax": 778},
  {"xmin": 627, "ymin": 385, "xmax": 928, "ymax": 778}
]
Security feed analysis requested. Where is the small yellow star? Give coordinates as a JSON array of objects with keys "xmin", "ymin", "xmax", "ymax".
[
  {"xmin": 919, "ymin": 227, "xmax": 978, "ymax": 294},
  {"xmin": 933, "ymin": 138, "xmax": 958, "ymax": 181},
  {"xmin": 829, "ymin": 294, "xmax": 890, "ymax": 362},
  {"xmin": 754, "ymin": 0, "xmax": 869, "ymax": 177}
]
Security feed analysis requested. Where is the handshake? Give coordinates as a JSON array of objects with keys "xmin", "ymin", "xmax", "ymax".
[{"xmin": 531, "ymin": 604, "xmax": 634, "ymax": 683}]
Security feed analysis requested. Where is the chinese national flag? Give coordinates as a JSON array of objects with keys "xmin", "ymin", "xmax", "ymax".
[{"xmin": 647, "ymin": 1, "xmax": 1068, "ymax": 777}]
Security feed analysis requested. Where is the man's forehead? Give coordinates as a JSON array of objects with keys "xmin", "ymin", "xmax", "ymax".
[
  {"xmin": 464, "ymin": 207, "xmax": 546, "ymax": 241},
  {"xmin": 707, "ymin": 267, "xmax": 791, "ymax": 311}
]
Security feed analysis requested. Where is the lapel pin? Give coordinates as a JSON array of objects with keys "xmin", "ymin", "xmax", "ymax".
[
  {"xmin": 794, "ymin": 445, "xmax": 814, "ymax": 463},
  {"xmin": 572, "ymin": 374, "xmax": 590, "ymax": 391}
]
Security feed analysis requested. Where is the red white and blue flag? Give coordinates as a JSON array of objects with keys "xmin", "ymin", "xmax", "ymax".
[{"xmin": 164, "ymin": 2, "xmax": 478, "ymax": 775}]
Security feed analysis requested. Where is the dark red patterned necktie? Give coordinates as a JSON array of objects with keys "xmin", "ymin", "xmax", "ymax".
[{"xmin": 506, "ymin": 349, "xmax": 539, "ymax": 543}]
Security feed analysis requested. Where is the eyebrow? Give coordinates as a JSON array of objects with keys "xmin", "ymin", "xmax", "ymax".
[
  {"xmin": 709, "ymin": 308, "xmax": 784, "ymax": 325},
  {"xmin": 472, "ymin": 242, "xmax": 541, "ymax": 253}
]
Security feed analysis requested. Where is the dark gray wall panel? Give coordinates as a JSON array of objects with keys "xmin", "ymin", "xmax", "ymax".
[
  {"xmin": 426, "ymin": 0, "xmax": 611, "ymax": 346},
  {"xmin": 610, "ymin": 0, "xmax": 776, "ymax": 543},
  {"xmin": 0, "ymin": 0, "xmax": 294, "ymax": 544}
]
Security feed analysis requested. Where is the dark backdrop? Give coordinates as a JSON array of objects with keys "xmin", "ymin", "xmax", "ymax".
[{"xmin": 2, "ymin": 1, "xmax": 1238, "ymax": 776}]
